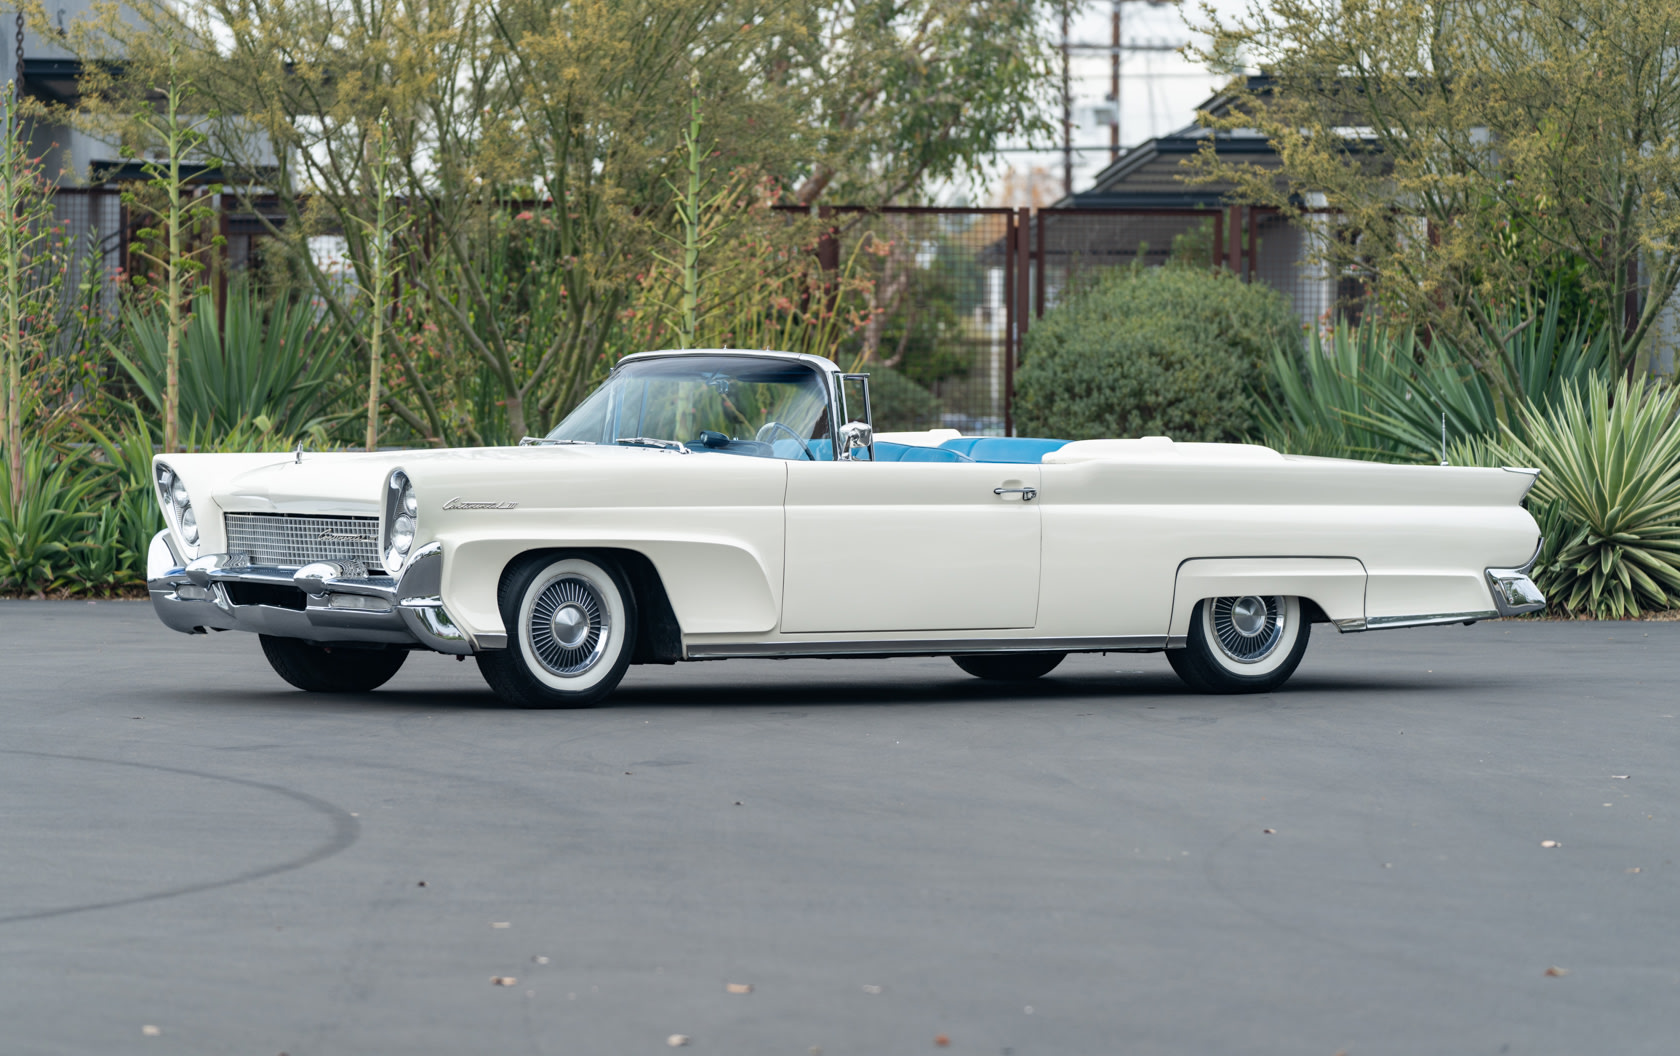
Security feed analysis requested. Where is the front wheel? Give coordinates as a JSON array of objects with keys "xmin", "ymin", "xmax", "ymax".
[
  {"xmin": 952, "ymin": 651, "xmax": 1066, "ymax": 681},
  {"xmin": 259, "ymin": 635, "xmax": 408, "ymax": 693},
  {"xmin": 476, "ymin": 553, "xmax": 637, "ymax": 708},
  {"xmin": 1167, "ymin": 595, "xmax": 1309, "ymax": 694}
]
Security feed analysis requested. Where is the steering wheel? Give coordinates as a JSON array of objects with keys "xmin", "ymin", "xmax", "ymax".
[{"xmin": 755, "ymin": 421, "xmax": 815, "ymax": 460}]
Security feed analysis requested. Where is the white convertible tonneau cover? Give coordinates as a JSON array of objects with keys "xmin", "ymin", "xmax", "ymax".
[{"xmin": 1043, "ymin": 437, "xmax": 1286, "ymax": 465}]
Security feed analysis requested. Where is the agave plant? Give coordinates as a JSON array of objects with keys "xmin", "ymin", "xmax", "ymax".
[
  {"xmin": 111, "ymin": 284, "xmax": 351, "ymax": 441},
  {"xmin": 0, "ymin": 442, "xmax": 97, "ymax": 594},
  {"xmin": 1495, "ymin": 376, "xmax": 1680, "ymax": 618},
  {"xmin": 1252, "ymin": 319, "xmax": 1420, "ymax": 460}
]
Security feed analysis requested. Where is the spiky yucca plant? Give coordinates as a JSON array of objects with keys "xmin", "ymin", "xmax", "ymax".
[{"xmin": 1496, "ymin": 376, "xmax": 1680, "ymax": 618}]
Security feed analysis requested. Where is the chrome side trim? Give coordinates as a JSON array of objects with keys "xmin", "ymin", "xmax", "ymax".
[
  {"xmin": 686, "ymin": 634, "xmax": 1169, "ymax": 659},
  {"xmin": 1333, "ymin": 617, "xmax": 1368, "ymax": 633},
  {"xmin": 1366, "ymin": 611, "xmax": 1499, "ymax": 630}
]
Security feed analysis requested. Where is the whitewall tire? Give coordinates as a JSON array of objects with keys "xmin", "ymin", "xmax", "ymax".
[
  {"xmin": 1167, "ymin": 595, "xmax": 1310, "ymax": 694},
  {"xmin": 476, "ymin": 554, "xmax": 637, "ymax": 708}
]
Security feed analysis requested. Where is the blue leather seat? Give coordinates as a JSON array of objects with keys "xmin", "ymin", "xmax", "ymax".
[
  {"xmin": 937, "ymin": 436, "xmax": 1069, "ymax": 463},
  {"xmin": 870, "ymin": 442, "xmax": 973, "ymax": 463}
]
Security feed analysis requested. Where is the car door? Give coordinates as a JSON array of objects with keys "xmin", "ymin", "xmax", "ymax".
[{"xmin": 779, "ymin": 459, "xmax": 1041, "ymax": 633}]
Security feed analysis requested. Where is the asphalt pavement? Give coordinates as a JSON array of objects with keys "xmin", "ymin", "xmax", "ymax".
[{"xmin": 3, "ymin": 601, "xmax": 1678, "ymax": 1055}]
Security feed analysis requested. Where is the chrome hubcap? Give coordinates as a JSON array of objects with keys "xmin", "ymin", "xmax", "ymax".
[
  {"xmin": 1230, "ymin": 596, "xmax": 1267, "ymax": 636},
  {"xmin": 530, "ymin": 576, "xmax": 609, "ymax": 676},
  {"xmin": 1210, "ymin": 595, "xmax": 1285, "ymax": 664},
  {"xmin": 550, "ymin": 604, "xmax": 589, "ymax": 649}
]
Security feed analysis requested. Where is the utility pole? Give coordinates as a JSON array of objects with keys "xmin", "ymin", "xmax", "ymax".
[
  {"xmin": 1060, "ymin": 2, "xmax": 1072, "ymax": 198},
  {"xmin": 1110, "ymin": 0, "xmax": 1120, "ymax": 165}
]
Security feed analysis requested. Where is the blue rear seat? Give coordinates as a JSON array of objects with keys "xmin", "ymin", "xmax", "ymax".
[
  {"xmin": 937, "ymin": 436, "xmax": 1069, "ymax": 463},
  {"xmin": 870, "ymin": 442, "xmax": 973, "ymax": 463}
]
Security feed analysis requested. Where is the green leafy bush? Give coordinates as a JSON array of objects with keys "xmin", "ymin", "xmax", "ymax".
[
  {"xmin": 1493, "ymin": 376, "xmax": 1680, "ymax": 619},
  {"xmin": 1013, "ymin": 265, "xmax": 1298, "ymax": 442}
]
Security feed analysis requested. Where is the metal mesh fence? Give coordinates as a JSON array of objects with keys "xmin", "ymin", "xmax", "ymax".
[{"xmin": 816, "ymin": 207, "xmax": 1017, "ymax": 435}]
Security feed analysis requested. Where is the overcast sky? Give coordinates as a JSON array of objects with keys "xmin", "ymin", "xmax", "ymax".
[{"xmin": 963, "ymin": 0, "xmax": 1250, "ymax": 206}]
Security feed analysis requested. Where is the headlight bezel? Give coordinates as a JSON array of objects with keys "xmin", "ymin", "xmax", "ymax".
[
  {"xmin": 383, "ymin": 469, "xmax": 417, "ymax": 573},
  {"xmin": 154, "ymin": 462, "xmax": 200, "ymax": 559}
]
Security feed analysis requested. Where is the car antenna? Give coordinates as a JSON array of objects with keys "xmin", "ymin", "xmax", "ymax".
[
  {"xmin": 295, "ymin": 439, "xmax": 304, "ymax": 465},
  {"xmin": 1439, "ymin": 411, "xmax": 1448, "ymax": 466}
]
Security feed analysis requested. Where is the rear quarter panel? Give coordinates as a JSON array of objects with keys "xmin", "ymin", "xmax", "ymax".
[{"xmin": 1037, "ymin": 457, "xmax": 1540, "ymax": 636}]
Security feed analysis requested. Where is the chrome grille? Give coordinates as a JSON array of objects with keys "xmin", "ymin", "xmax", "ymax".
[{"xmin": 223, "ymin": 512, "xmax": 383, "ymax": 570}]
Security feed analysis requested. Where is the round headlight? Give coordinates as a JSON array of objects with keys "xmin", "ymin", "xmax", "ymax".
[
  {"xmin": 384, "ymin": 469, "xmax": 417, "ymax": 572},
  {"xmin": 171, "ymin": 475, "xmax": 190, "ymax": 509},
  {"xmin": 180, "ymin": 506, "xmax": 200, "ymax": 545}
]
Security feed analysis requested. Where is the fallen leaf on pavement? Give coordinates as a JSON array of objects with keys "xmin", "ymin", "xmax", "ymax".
[
  {"xmin": 1540, "ymin": 840, "xmax": 1560, "ymax": 848},
  {"xmin": 491, "ymin": 976, "xmax": 518, "ymax": 986},
  {"xmin": 417, "ymin": 881, "xmax": 427, "ymax": 887},
  {"xmin": 1612, "ymin": 775, "xmax": 1629, "ymax": 780},
  {"xmin": 1544, "ymin": 966, "xmax": 1569, "ymax": 977},
  {"xmin": 141, "ymin": 1026, "xmax": 161, "ymax": 1037},
  {"xmin": 935, "ymin": 1034, "xmax": 950, "ymax": 1047},
  {"xmin": 1262, "ymin": 829, "xmax": 1276, "ymax": 835},
  {"xmin": 667, "ymin": 1034, "xmax": 690, "ymax": 1047},
  {"xmin": 1628, "ymin": 867, "xmax": 1642, "ymax": 873},
  {"xmin": 726, "ymin": 983, "xmax": 753, "ymax": 994}
]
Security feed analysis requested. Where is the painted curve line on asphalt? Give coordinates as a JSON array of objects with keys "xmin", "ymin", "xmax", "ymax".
[{"xmin": 0, "ymin": 750, "xmax": 360, "ymax": 925}]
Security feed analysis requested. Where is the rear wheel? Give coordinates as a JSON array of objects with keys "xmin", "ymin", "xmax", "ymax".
[
  {"xmin": 259, "ymin": 635, "xmax": 407, "ymax": 693},
  {"xmin": 1167, "ymin": 595, "xmax": 1309, "ymax": 694},
  {"xmin": 476, "ymin": 553, "xmax": 637, "ymax": 708},
  {"xmin": 952, "ymin": 651, "xmax": 1066, "ymax": 681}
]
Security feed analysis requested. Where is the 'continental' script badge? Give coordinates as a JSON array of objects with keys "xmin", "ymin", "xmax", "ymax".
[
  {"xmin": 443, "ymin": 497, "xmax": 519, "ymax": 511},
  {"xmin": 318, "ymin": 529, "xmax": 371, "ymax": 541}
]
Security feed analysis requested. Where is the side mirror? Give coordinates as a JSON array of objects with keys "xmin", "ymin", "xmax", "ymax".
[{"xmin": 838, "ymin": 420, "xmax": 874, "ymax": 461}]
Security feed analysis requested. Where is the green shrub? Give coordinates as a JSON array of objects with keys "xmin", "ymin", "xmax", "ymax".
[
  {"xmin": 1013, "ymin": 265, "xmax": 1297, "ymax": 442},
  {"xmin": 1494, "ymin": 376, "xmax": 1680, "ymax": 619},
  {"xmin": 865, "ymin": 365, "xmax": 943, "ymax": 432}
]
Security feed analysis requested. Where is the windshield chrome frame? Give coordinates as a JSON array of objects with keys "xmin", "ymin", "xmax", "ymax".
[{"xmin": 597, "ymin": 349, "xmax": 851, "ymax": 457}]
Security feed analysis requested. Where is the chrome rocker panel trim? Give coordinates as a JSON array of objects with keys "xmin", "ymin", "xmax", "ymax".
[
  {"xmin": 686, "ymin": 634, "xmax": 1174, "ymax": 660},
  {"xmin": 146, "ymin": 533, "xmax": 502, "ymax": 655}
]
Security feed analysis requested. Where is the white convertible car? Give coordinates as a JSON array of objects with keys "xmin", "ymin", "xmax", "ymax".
[{"xmin": 147, "ymin": 348, "xmax": 1546, "ymax": 706}]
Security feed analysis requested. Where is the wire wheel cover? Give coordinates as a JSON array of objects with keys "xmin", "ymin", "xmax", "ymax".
[
  {"xmin": 529, "ymin": 575, "xmax": 610, "ymax": 676},
  {"xmin": 1209, "ymin": 595, "xmax": 1285, "ymax": 664}
]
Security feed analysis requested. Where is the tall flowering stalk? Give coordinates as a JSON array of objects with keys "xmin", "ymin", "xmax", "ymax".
[
  {"xmin": 117, "ymin": 36, "xmax": 223, "ymax": 453},
  {"xmin": 349, "ymin": 109, "xmax": 411, "ymax": 451},
  {"xmin": 0, "ymin": 81, "xmax": 61, "ymax": 508}
]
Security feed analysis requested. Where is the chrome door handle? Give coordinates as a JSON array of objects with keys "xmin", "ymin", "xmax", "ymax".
[{"xmin": 993, "ymin": 486, "xmax": 1037, "ymax": 502}]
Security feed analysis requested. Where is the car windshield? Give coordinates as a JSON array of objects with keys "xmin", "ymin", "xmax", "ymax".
[{"xmin": 543, "ymin": 354, "xmax": 833, "ymax": 460}]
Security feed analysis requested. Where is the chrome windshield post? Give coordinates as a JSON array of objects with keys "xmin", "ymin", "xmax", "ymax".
[{"xmin": 838, "ymin": 372, "xmax": 875, "ymax": 461}]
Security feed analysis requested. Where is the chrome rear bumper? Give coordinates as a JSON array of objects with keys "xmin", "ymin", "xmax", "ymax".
[{"xmin": 146, "ymin": 533, "xmax": 500, "ymax": 654}]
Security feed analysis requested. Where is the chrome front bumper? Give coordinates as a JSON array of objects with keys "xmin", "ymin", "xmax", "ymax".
[{"xmin": 146, "ymin": 533, "xmax": 500, "ymax": 654}]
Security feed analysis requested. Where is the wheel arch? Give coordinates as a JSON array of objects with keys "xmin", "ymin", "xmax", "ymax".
[
  {"xmin": 1168, "ymin": 557, "xmax": 1367, "ymax": 641},
  {"xmin": 493, "ymin": 546, "xmax": 684, "ymax": 664}
]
